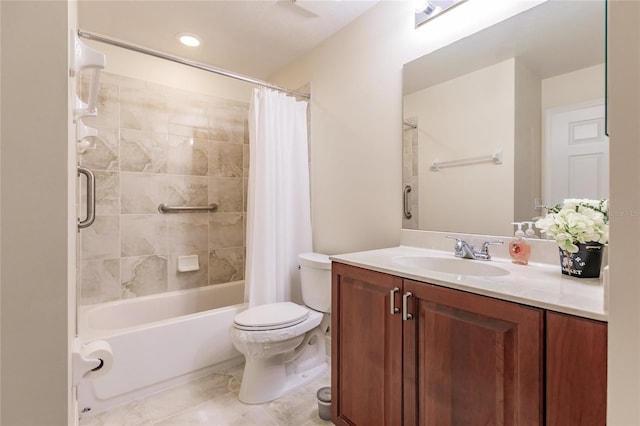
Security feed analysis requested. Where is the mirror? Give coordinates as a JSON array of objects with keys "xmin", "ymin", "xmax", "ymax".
[{"xmin": 403, "ymin": 0, "xmax": 606, "ymax": 236}]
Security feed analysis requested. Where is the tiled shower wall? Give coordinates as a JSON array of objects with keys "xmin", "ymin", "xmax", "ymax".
[
  {"xmin": 402, "ymin": 116, "xmax": 418, "ymax": 229},
  {"xmin": 78, "ymin": 72, "xmax": 248, "ymax": 305}
]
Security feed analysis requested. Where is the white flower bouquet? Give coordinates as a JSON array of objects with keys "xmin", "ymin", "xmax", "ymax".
[{"xmin": 535, "ymin": 199, "xmax": 609, "ymax": 253}]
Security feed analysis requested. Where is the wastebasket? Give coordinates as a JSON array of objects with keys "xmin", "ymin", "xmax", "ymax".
[{"xmin": 317, "ymin": 387, "xmax": 331, "ymax": 421}]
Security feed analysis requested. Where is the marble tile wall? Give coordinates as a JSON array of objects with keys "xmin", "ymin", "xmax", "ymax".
[{"xmin": 78, "ymin": 72, "xmax": 248, "ymax": 305}]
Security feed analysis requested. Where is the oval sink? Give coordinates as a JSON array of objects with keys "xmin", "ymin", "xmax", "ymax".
[{"xmin": 392, "ymin": 256, "xmax": 510, "ymax": 277}]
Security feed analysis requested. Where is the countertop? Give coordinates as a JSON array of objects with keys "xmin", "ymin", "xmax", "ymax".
[{"xmin": 330, "ymin": 245, "xmax": 607, "ymax": 321}]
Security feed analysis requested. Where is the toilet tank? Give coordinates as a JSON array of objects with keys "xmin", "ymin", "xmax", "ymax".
[{"xmin": 298, "ymin": 253, "xmax": 331, "ymax": 313}]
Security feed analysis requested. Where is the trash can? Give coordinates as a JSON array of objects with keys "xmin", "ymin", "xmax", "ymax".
[{"xmin": 317, "ymin": 387, "xmax": 331, "ymax": 421}]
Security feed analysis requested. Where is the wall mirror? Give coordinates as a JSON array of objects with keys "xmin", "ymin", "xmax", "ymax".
[{"xmin": 402, "ymin": 0, "xmax": 606, "ymax": 236}]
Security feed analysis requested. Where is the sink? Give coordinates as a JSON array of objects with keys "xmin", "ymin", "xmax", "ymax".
[{"xmin": 392, "ymin": 256, "xmax": 510, "ymax": 277}]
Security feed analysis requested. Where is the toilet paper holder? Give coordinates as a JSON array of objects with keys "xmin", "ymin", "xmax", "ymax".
[{"xmin": 72, "ymin": 338, "xmax": 113, "ymax": 386}]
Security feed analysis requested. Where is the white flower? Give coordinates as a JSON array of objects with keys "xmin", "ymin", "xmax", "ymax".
[{"xmin": 535, "ymin": 199, "xmax": 608, "ymax": 253}]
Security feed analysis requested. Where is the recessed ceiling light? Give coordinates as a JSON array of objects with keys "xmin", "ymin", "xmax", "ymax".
[{"xmin": 178, "ymin": 33, "xmax": 201, "ymax": 47}]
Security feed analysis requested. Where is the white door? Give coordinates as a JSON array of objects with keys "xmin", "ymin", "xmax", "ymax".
[{"xmin": 544, "ymin": 100, "xmax": 608, "ymax": 207}]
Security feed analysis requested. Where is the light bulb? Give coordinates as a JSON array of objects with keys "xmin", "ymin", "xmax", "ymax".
[{"xmin": 178, "ymin": 33, "xmax": 201, "ymax": 47}]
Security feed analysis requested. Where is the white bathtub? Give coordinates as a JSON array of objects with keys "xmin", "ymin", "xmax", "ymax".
[{"xmin": 77, "ymin": 281, "xmax": 246, "ymax": 415}]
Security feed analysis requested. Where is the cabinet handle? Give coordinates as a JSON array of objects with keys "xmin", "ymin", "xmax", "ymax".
[
  {"xmin": 390, "ymin": 287, "xmax": 400, "ymax": 315},
  {"xmin": 402, "ymin": 292, "xmax": 413, "ymax": 320}
]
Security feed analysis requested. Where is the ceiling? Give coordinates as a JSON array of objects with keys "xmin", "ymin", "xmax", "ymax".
[{"xmin": 78, "ymin": 0, "xmax": 379, "ymax": 80}]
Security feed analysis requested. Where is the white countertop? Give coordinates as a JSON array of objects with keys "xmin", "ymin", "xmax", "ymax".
[{"xmin": 330, "ymin": 245, "xmax": 607, "ymax": 322}]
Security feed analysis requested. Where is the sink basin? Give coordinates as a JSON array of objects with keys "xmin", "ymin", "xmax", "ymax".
[{"xmin": 392, "ymin": 256, "xmax": 510, "ymax": 277}]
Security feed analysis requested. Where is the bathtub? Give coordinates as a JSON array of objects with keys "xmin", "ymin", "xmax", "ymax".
[{"xmin": 77, "ymin": 281, "xmax": 246, "ymax": 415}]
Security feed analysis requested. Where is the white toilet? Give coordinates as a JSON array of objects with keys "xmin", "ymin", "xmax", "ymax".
[{"xmin": 231, "ymin": 252, "xmax": 331, "ymax": 404}]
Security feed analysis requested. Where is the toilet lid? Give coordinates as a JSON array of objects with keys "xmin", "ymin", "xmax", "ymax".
[{"xmin": 234, "ymin": 302, "xmax": 309, "ymax": 329}]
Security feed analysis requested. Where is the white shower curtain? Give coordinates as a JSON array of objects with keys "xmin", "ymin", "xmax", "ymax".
[{"xmin": 245, "ymin": 88, "xmax": 312, "ymax": 307}]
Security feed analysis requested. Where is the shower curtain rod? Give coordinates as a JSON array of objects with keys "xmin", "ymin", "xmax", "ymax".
[{"xmin": 77, "ymin": 30, "xmax": 311, "ymax": 99}]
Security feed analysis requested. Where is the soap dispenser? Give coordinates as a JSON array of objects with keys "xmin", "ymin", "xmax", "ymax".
[
  {"xmin": 509, "ymin": 222, "xmax": 531, "ymax": 265},
  {"xmin": 524, "ymin": 221, "xmax": 539, "ymax": 239}
]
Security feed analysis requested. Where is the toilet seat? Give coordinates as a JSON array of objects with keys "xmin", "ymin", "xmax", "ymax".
[{"xmin": 234, "ymin": 302, "xmax": 309, "ymax": 331}]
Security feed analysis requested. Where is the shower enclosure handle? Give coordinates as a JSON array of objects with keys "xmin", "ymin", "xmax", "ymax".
[
  {"xmin": 403, "ymin": 185, "xmax": 412, "ymax": 219},
  {"xmin": 78, "ymin": 166, "xmax": 95, "ymax": 230}
]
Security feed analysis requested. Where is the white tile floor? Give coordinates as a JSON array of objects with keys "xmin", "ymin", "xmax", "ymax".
[{"xmin": 79, "ymin": 362, "xmax": 334, "ymax": 426}]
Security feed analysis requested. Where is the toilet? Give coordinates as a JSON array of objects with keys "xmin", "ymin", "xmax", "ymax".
[{"xmin": 231, "ymin": 252, "xmax": 331, "ymax": 404}]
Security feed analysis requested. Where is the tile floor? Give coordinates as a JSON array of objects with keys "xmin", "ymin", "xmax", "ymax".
[{"xmin": 79, "ymin": 361, "xmax": 334, "ymax": 426}]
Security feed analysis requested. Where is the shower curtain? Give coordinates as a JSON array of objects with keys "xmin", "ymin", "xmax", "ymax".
[{"xmin": 245, "ymin": 88, "xmax": 312, "ymax": 307}]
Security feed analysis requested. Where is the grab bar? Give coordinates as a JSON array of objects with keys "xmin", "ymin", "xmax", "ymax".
[
  {"xmin": 403, "ymin": 185, "xmax": 412, "ymax": 219},
  {"xmin": 158, "ymin": 203, "xmax": 218, "ymax": 214},
  {"xmin": 77, "ymin": 166, "xmax": 95, "ymax": 230}
]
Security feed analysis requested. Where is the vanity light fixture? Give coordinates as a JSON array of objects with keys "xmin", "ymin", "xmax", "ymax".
[
  {"xmin": 415, "ymin": 0, "xmax": 467, "ymax": 27},
  {"xmin": 178, "ymin": 33, "xmax": 201, "ymax": 47}
]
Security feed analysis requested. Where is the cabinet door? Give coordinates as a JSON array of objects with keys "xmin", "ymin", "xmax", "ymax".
[
  {"xmin": 403, "ymin": 280, "xmax": 543, "ymax": 426},
  {"xmin": 332, "ymin": 263, "xmax": 403, "ymax": 426},
  {"xmin": 546, "ymin": 311, "xmax": 607, "ymax": 425}
]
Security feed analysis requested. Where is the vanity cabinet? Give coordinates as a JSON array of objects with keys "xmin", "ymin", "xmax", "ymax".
[
  {"xmin": 332, "ymin": 262, "xmax": 607, "ymax": 426},
  {"xmin": 331, "ymin": 263, "xmax": 403, "ymax": 425},
  {"xmin": 545, "ymin": 312, "xmax": 607, "ymax": 425},
  {"xmin": 402, "ymin": 279, "xmax": 542, "ymax": 425}
]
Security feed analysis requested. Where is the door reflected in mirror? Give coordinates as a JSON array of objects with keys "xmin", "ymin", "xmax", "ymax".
[{"xmin": 403, "ymin": 0, "xmax": 606, "ymax": 236}]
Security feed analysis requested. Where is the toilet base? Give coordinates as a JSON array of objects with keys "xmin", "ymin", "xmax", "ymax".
[
  {"xmin": 238, "ymin": 328, "xmax": 328, "ymax": 404},
  {"xmin": 239, "ymin": 360, "xmax": 327, "ymax": 404}
]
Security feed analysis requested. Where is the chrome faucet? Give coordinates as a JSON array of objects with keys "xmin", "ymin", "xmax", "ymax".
[{"xmin": 446, "ymin": 236, "xmax": 504, "ymax": 261}]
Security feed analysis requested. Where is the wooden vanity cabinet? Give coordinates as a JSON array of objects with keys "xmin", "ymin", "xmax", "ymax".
[
  {"xmin": 402, "ymin": 279, "xmax": 543, "ymax": 425},
  {"xmin": 331, "ymin": 262, "xmax": 404, "ymax": 426},
  {"xmin": 545, "ymin": 312, "xmax": 607, "ymax": 425},
  {"xmin": 332, "ymin": 262, "xmax": 607, "ymax": 426}
]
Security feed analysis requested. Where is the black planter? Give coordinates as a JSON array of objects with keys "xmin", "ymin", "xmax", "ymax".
[{"xmin": 559, "ymin": 243, "xmax": 604, "ymax": 278}]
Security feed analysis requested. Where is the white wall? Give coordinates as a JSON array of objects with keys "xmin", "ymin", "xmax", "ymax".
[
  {"xmin": 1, "ymin": 2, "xmax": 71, "ymax": 424},
  {"xmin": 608, "ymin": 1, "xmax": 640, "ymax": 423},
  {"xmin": 542, "ymin": 63, "xmax": 605, "ymax": 112},
  {"xmin": 404, "ymin": 59, "xmax": 515, "ymax": 235}
]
